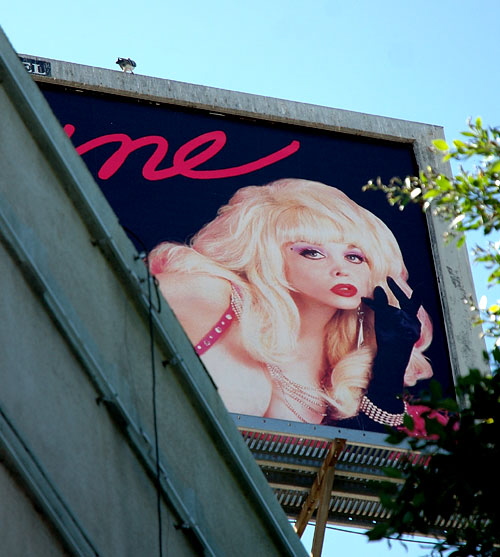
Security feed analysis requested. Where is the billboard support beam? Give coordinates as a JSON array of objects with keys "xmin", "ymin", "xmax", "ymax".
[
  {"xmin": 295, "ymin": 438, "xmax": 346, "ymax": 554},
  {"xmin": 311, "ymin": 464, "xmax": 337, "ymax": 557}
]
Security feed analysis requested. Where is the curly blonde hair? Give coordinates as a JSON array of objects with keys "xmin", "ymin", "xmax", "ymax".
[{"xmin": 150, "ymin": 178, "xmax": 433, "ymax": 418}]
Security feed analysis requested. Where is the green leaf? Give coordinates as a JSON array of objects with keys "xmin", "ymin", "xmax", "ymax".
[
  {"xmin": 432, "ymin": 139, "xmax": 449, "ymax": 151},
  {"xmin": 422, "ymin": 189, "xmax": 439, "ymax": 200},
  {"xmin": 402, "ymin": 511, "xmax": 414, "ymax": 525},
  {"xmin": 403, "ymin": 413, "xmax": 415, "ymax": 430},
  {"xmin": 366, "ymin": 523, "xmax": 390, "ymax": 541},
  {"xmin": 435, "ymin": 174, "xmax": 452, "ymax": 190},
  {"xmin": 490, "ymin": 160, "xmax": 500, "ymax": 173}
]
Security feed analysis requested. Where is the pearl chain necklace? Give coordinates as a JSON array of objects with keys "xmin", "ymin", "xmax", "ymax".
[
  {"xmin": 231, "ymin": 287, "xmax": 328, "ymax": 423},
  {"xmin": 266, "ymin": 364, "xmax": 327, "ymax": 423}
]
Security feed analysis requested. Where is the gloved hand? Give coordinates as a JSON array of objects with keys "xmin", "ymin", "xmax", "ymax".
[{"xmin": 361, "ymin": 277, "xmax": 422, "ymax": 413}]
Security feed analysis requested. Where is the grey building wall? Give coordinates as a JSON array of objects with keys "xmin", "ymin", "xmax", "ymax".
[{"xmin": 0, "ymin": 28, "xmax": 307, "ymax": 557}]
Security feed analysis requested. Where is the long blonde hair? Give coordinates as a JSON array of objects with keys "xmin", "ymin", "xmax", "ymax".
[{"xmin": 150, "ymin": 179, "xmax": 433, "ymax": 418}]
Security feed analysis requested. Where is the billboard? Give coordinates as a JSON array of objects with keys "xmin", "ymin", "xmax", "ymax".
[{"xmin": 39, "ymin": 81, "xmax": 454, "ymax": 434}]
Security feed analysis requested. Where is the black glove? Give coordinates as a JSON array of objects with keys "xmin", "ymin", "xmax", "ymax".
[
  {"xmin": 361, "ymin": 276, "xmax": 421, "ymax": 413},
  {"xmin": 326, "ymin": 278, "xmax": 422, "ymax": 431}
]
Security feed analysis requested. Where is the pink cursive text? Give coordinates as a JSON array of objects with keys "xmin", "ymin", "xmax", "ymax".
[{"xmin": 64, "ymin": 124, "xmax": 300, "ymax": 180}]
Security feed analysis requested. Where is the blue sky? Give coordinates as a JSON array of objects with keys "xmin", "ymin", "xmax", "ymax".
[
  {"xmin": 2, "ymin": 1, "xmax": 499, "ymax": 555},
  {"xmin": 4, "ymin": 0, "xmax": 499, "ymax": 142}
]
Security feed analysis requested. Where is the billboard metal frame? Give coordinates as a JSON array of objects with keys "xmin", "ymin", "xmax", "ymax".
[
  {"xmin": 23, "ymin": 54, "xmax": 482, "ymax": 391},
  {"xmin": 21, "ymin": 55, "xmax": 484, "ymax": 537}
]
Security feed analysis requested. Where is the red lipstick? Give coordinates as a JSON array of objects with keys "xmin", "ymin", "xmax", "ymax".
[{"xmin": 330, "ymin": 284, "xmax": 358, "ymax": 297}]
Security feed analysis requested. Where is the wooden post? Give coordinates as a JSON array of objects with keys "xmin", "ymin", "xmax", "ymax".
[
  {"xmin": 294, "ymin": 437, "xmax": 346, "ymax": 555},
  {"xmin": 311, "ymin": 464, "xmax": 336, "ymax": 557}
]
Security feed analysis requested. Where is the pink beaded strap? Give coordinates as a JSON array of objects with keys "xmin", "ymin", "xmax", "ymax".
[
  {"xmin": 194, "ymin": 286, "xmax": 242, "ymax": 356},
  {"xmin": 195, "ymin": 305, "xmax": 236, "ymax": 355}
]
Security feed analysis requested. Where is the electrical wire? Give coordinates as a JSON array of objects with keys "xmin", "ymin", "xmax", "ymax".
[
  {"xmin": 323, "ymin": 523, "xmax": 439, "ymax": 546},
  {"xmin": 294, "ymin": 520, "xmax": 441, "ymax": 547},
  {"xmin": 146, "ymin": 256, "xmax": 164, "ymax": 557},
  {"xmin": 126, "ymin": 227, "xmax": 164, "ymax": 557}
]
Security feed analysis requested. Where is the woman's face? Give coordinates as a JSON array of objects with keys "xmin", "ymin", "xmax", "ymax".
[{"xmin": 283, "ymin": 241, "xmax": 372, "ymax": 311}]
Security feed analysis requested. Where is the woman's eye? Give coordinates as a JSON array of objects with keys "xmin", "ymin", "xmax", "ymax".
[
  {"xmin": 299, "ymin": 248, "xmax": 326, "ymax": 260},
  {"xmin": 345, "ymin": 252, "xmax": 366, "ymax": 264}
]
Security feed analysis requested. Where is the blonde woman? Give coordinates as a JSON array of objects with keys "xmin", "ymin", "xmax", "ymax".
[{"xmin": 150, "ymin": 179, "xmax": 433, "ymax": 430}]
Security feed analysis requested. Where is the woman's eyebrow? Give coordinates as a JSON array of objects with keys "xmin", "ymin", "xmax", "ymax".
[{"xmin": 291, "ymin": 241, "xmax": 321, "ymax": 247}]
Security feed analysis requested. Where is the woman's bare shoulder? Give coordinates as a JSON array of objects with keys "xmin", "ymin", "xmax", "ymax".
[{"xmin": 155, "ymin": 271, "xmax": 232, "ymax": 342}]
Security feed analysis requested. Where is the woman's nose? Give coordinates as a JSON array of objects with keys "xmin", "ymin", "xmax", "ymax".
[{"xmin": 330, "ymin": 262, "xmax": 349, "ymax": 277}]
